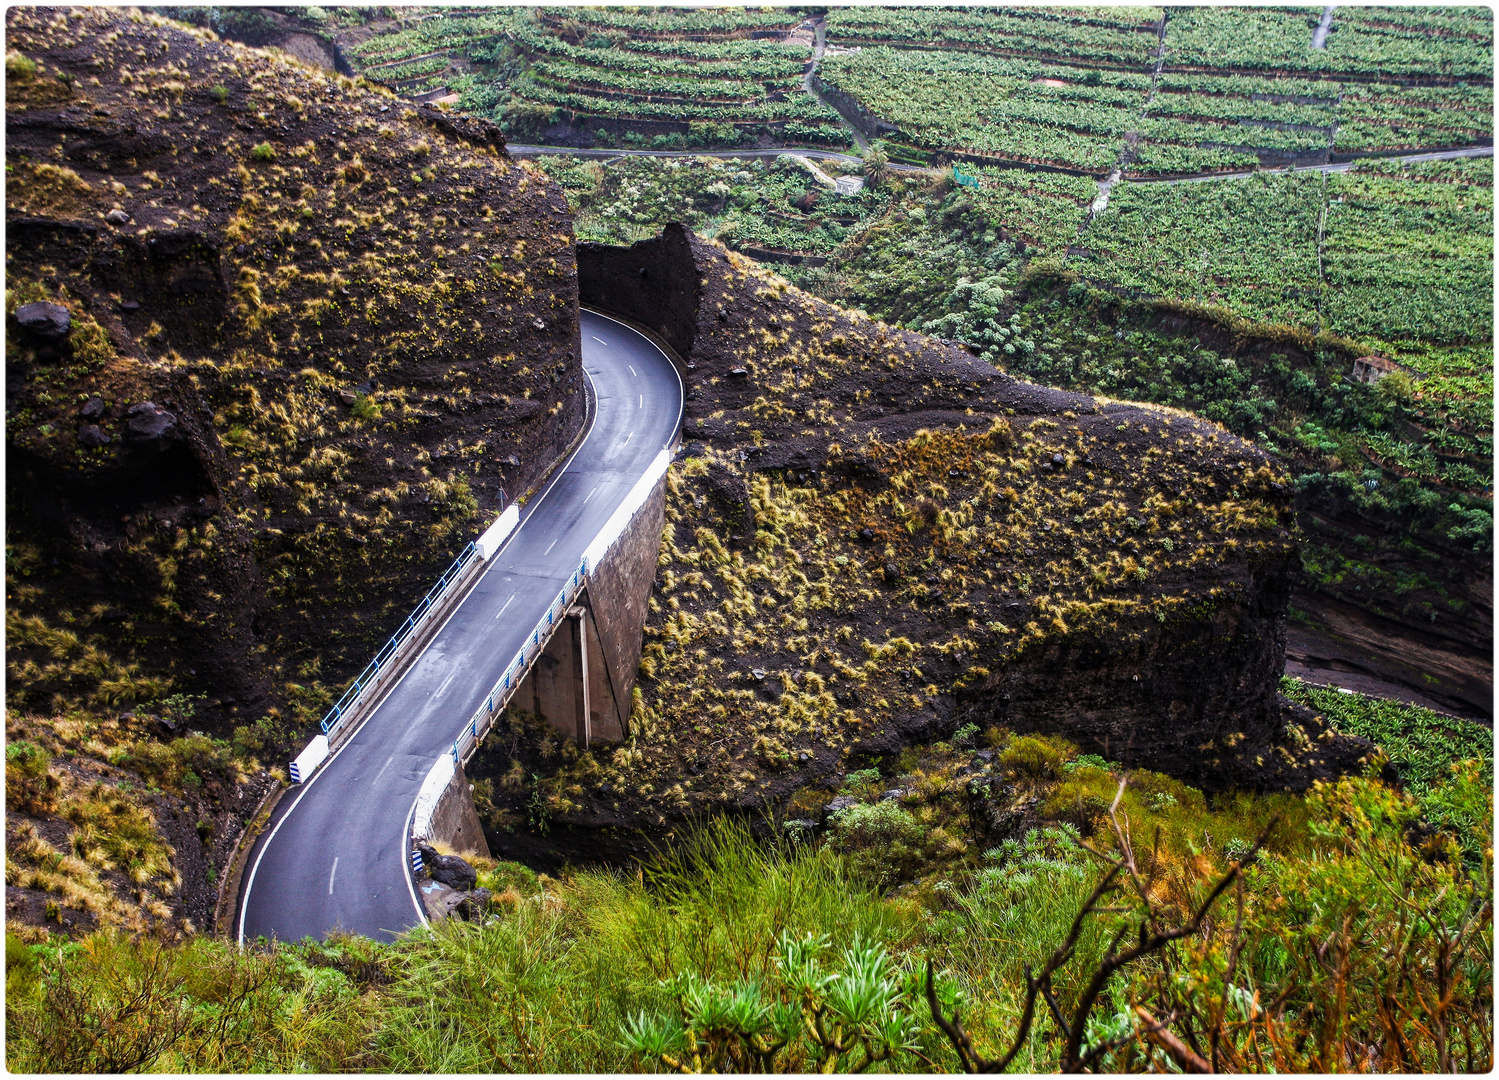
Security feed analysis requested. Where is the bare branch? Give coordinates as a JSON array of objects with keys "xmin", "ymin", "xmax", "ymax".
[{"xmin": 1136, "ymin": 1006, "xmax": 1213, "ymax": 1073}]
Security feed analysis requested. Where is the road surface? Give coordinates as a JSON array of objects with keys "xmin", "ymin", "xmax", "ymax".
[
  {"xmin": 507, "ymin": 142, "xmax": 1493, "ymax": 185},
  {"xmin": 238, "ymin": 310, "xmax": 682, "ymax": 943},
  {"xmin": 1149, "ymin": 144, "xmax": 1493, "ymax": 185}
]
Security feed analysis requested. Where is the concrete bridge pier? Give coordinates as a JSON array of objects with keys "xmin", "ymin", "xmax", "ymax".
[
  {"xmin": 522, "ymin": 601, "xmax": 624, "ymax": 748},
  {"xmin": 516, "ymin": 469, "xmax": 666, "ymax": 748}
]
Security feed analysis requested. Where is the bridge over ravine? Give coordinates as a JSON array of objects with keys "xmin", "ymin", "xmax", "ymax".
[{"xmin": 236, "ymin": 310, "xmax": 683, "ymax": 943}]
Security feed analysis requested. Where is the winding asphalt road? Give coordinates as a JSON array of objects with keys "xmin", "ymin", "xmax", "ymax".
[{"xmin": 238, "ymin": 310, "xmax": 682, "ymax": 943}]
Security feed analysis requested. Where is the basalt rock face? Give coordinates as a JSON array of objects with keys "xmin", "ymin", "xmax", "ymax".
[
  {"xmin": 516, "ymin": 226, "xmax": 1358, "ymax": 855},
  {"xmin": 5, "ymin": 7, "xmax": 587, "ymax": 737}
]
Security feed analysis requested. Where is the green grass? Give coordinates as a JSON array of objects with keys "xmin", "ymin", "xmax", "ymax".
[
  {"xmin": 7, "ymin": 760, "xmax": 1492, "ymax": 1072},
  {"xmin": 378, "ymin": 816, "xmax": 914, "ymax": 1071}
]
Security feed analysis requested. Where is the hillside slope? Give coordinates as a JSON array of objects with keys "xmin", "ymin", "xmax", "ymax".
[
  {"xmin": 5, "ymin": 6, "xmax": 585, "ymax": 935},
  {"xmin": 476, "ymin": 226, "xmax": 1371, "ymax": 862}
]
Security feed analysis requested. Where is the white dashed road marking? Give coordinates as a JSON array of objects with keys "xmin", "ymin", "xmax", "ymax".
[
  {"xmin": 493, "ymin": 595, "xmax": 514, "ymax": 621},
  {"xmin": 591, "ymin": 335, "xmax": 607, "ymax": 344},
  {"xmin": 628, "ymin": 365, "xmax": 637, "ymax": 377},
  {"xmin": 328, "ymin": 857, "xmax": 339, "ymax": 895}
]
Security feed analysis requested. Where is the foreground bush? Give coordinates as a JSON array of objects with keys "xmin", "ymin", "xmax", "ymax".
[{"xmin": 5, "ymin": 770, "xmax": 1490, "ymax": 1072}]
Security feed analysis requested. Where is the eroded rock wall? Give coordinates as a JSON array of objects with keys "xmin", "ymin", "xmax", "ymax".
[{"xmin": 555, "ymin": 227, "xmax": 1359, "ymax": 827}]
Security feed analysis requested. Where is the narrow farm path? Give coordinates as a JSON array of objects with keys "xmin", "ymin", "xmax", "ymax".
[
  {"xmin": 1311, "ymin": 6, "xmax": 1337, "ymax": 49},
  {"xmin": 1149, "ymin": 143, "xmax": 1493, "ymax": 185},
  {"xmin": 802, "ymin": 15, "xmax": 871, "ymax": 154},
  {"xmin": 506, "ymin": 142, "xmax": 1492, "ymax": 186}
]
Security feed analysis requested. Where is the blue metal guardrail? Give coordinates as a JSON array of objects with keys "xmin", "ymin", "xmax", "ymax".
[
  {"xmin": 448, "ymin": 559, "xmax": 589, "ymax": 765},
  {"xmin": 320, "ymin": 542, "xmax": 478, "ymax": 738}
]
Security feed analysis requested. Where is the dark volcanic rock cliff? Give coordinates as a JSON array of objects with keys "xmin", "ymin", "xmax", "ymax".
[
  {"xmin": 480, "ymin": 226, "xmax": 1367, "ymax": 861},
  {"xmin": 5, "ymin": 7, "xmax": 587, "ymax": 734}
]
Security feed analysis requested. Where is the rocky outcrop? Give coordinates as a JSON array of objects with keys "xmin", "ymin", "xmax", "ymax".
[
  {"xmin": 524, "ymin": 226, "xmax": 1364, "ymax": 842},
  {"xmin": 417, "ymin": 844, "xmax": 478, "ymax": 892},
  {"xmin": 5, "ymin": 7, "xmax": 588, "ymax": 738},
  {"xmin": 414, "ymin": 847, "xmax": 490, "ymax": 923},
  {"xmin": 3, "ymin": 6, "xmax": 586, "ymax": 936}
]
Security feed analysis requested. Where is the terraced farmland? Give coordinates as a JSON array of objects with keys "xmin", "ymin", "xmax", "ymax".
[
  {"xmin": 343, "ymin": 6, "xmax": 848, "ymax": 149},
  {"xmin": 816, "ymin": 5, "xmax": 1491, "ymax": 176},
  {"xmin": 1072, "ymin": 155, "xmax": 1492, "ymax": 503},
  {"xmin": 1075, "ymin": 157, "xmax": 1493, "ymax": 348}
]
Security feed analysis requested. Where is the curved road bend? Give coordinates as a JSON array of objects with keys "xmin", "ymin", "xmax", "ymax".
[{"xmin": 238, "ymin": 310, "xmax": 683, "ymax": 943}]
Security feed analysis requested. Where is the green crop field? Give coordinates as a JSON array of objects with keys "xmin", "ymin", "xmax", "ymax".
[
  {"xmin": 822, "ymin": 5, "xmax": 1163, "ymax": 67},
  {"xmin": 816, "ymin": 6, "xmax": 1491, "ymax": 176},
  {"xmin": 340, "ymin": 6, "xmax": 849, "ymax": 149},
  {"xmin": 1075, "ymin": 157, "xmax": 1493, "ymax": 350},
  {"xmin": 817, "ymin": 47, "xmax": 1150, "ymax": 171},
  {"xmin": 332, "ymin": 2, "xmax": 1491, "ymax": 612},
  {"xmin": 1165, "ymin": 5, "xmax": 1492, "ymax": 80}
]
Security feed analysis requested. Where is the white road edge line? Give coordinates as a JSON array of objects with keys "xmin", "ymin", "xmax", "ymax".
[
  {"xmin": 328, "ymin": 857, "xmax": 338, "ymax": 896},
  {"xmin": 390, "ymin": 317, "xmax": 652, "ymax": 932},
  {"xmin": 239, "ymin": 341, "xmax": 606, "ymax": 946},
  {"xmin": 243, "ymin": 307, "xmax": 679, "ymax": 945},
  {"xmin": 587, "ymin": 307, "xmax": 685, "ymax": 448},
  {"xmin": 401, "ymin": 793, "xmax": 430, "ymax": 930}
]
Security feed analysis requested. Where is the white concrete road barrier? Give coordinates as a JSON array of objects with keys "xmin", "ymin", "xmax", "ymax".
[
  {"xmin": 289, "ymin": 735, "xmax": 329, "ymax": 784},
  {"xmin": 476, "ymin": 504, "xmax": 520, "ymax": 561}
]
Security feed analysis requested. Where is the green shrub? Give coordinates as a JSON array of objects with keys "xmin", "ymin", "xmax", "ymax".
[
  {"xmin": 998, "ymin": 734, "xmax": 1075, "ymax": 780},
  {"xmin": 950, "ymin": 722, "xmax": 980, "ymax": 747},
  {"xmin": 1042, "ymin": 766, "xmax": 1113, "ymax": 832},
  {"xmin": 826, "ymin": 800, "xmax": 926, "ymax": 885},
  {"xmin": 5, "ymin": 932, "xmax": 374, "ymax": 1072},
  {"xmin": 621, "ymin": 932, "xmax": 925, "ymax": 1072},
  {"xmin": 250, "ymin": 141, "xmax": 276, "ymax": 162},
  {"xmin": 1122, "ymin": 768, "xmax": 1205, "ymax": 814},
  {"xmin": 1062, "ymin": 753, "xmax": 1111, "ymax": 773},
  {"xmin": 476, "ymin": 860, "xmax": 540, "ymax": 898},
  {"xmin": 6, "ymin": 741, "xmax": 58, "ymax": 814},
  {"xmin": 350, "ymin": 391, "xmax": 380, "ymax": 421},
  {"xmin": 110, "ymin": 734, "xmax": 238, "ymax": 795},
  {"xmin": 210, "ymin": 83, "xmax": 228, "ymax": 103},
  {"xmin": 6, "ymin": 52, "xmax": 38, "ymax": 80}
]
